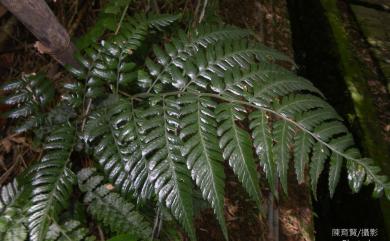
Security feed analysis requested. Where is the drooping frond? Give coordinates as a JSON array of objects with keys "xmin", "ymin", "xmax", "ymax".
[
  {"xmin": 272, "ymin": 120, "xmax": 294, "ymax": 193},
  {"xmin": 310, "ymin": 143, "xmax": 330, "ymax": 200},
  {"xmin": 0, "ymin": 74, "xmax": 54, "ymax": 133},
  {"xmin": 46, "ymin": 220, "xmax": 96, "ymax": 241},
  {"xmin": 77, "ymin": 168, "xmax": 152, "ymax": 240},
  {"xmin": 216, "ymin": 103, "xmax": 261, "ymax": 208},
  {"xmin": 293, "ymin": 132, "xmax": 314, "ymax": 184},
  {"xmin": 27, "ymin": 125, "xmax": 76, "ymax": 241},
  {"xmin": 136, "ymin": 96, "xmax": 196, "ymax": 240},
  {"xmin": 84, "ymin": 96, "xmax": 152, "ymax": 200},
  {"xmin": 178, "ymin": 95, "xmax": 227, "ymax": 239},
  {"xmin": 249, "ymin": 110, "xmax": 277, "ymax": 195}
]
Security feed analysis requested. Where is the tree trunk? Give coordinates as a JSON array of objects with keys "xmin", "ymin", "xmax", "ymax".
[{"xmin": 0, "ymin": 0, "xmax": 80, "ymax": 68}]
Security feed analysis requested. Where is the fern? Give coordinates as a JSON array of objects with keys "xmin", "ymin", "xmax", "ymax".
[
  {"xmin": 2, "ymin": 11, "xmax": 390, "ymax": 241},
  {"xmin": 216, "ymin": 103, "xmax": 261, "ymax": 208},
  {"xmin": 0, "ymin": 74, "xmax": 54, "ymax": 133},
  {"xmin": 136, "ymin": 96, "xmax": 196, "ymax": 240},
  {"xmin": 27, "ymin": 125, "xmax": 76, "ymax": 241},
  {"xmin": 77, "ymin": 168, "xmax": 152, "ymax": 240},
  {"xmin": 178, "ymin": 95, "xmax": 227, "ymax": 239},
  {"xmin": 45, "ymin": 220, "xmax": 96, "ymax": 241},
  {"xmin": 69, "ymin": 14, "xmax": 179, "ymax": 99},
  {"xmin": 0, "ymin": 180, "xmax": 28, "ymax": 241},
  {"xmin": 84, "ymin": 96, "xmax": 153, "ymax": 200}
]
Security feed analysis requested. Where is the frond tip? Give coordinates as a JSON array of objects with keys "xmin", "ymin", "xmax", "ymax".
[{"xmin": 28, "ymin": 125, "xmax": 76, "ymax": 241}]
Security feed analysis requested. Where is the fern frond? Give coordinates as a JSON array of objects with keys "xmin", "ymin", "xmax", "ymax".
[
  {"xmin": 187, "ymin": 24, "xmax": 252, "ymax": 51},
  {"xmin": 28, "ymin": 125, "xmax": 76, "ymax": 241},
  {"xmin": 178, "ymin": 95, "xmax": 227, "ymax": 239},
  {"xmin": 293, "ymin": 131, "xmax": 314, "ymax": 184},
  {"xmin": 77, "ymin": 168, "xmax": 152, "ymax": 240},
  {"xmin": 328, "ymin": 153, "xmax": 343, "ymax": 198},
  {"xmin": 273, "ymin": 120, "xmax": 295, "ymax": 193},
  {"xmin": 274, "ymin": 94, "xmax": 333, "ymax": 118},
  {"xmin": 71, "ymin": 12, "xmax": 181, "ymax": 98},
  {"xmin": 310, "ymin": 143, "xmax": 330, "ymax": 200},
  {"xmin": 297, "ymin": 108, "xmax": 341, "ymax": 131},
  {"xmin": 249, "ymin": 110, "xmax": 277, "ymax": 195},
  {"xmin": 0, "ymin": 180, "xmax": 28, "ymax": 241},
  {"xmin": 76, "ymin": 0, "xmax": 178, "ymax": 50},
  {"xmin": 0, "ymin": 74, "xmax": 54, "ymax": 133},
  {"xmin": 84, "ymin": 96, "xmax": 152, "ymax": 200},
  {"xmin": 69, "ymin": 41, "xmax": 139, "ymax": 98},
  {"xmin": 46, "ymin": 220, "xmax": 96, "ymax": 241},
  {"xmin": 0, "ymin": 179, "xmax": 20, "ymax": 212},
  {"xmin": 314, "ymin": 121, "xmax": 348, "ymax": 142},
  {"xmin": 136, "ymin": 96, "xmax": 196, "ymax": 240},
  {"xmin": 62, "ymin": 82, "xmax": 84, "ymax": 108},
  {"xmin": 145, "ymin": 13, "xmax": 181, "ymax": 30},
  {"xmin": 0, "ymin": 208, "xmax": 27, "ymax": 241},
  {"xmin": 143, "ymin": 25, "xmax": 289, "ymax": 93},
  {"xmin": 216, "ymin": 103, "xmax": 261, "ymax": 208},
  {"xmin": 181, "ymin": 40, "xmax": 292, "ymax": 92}
]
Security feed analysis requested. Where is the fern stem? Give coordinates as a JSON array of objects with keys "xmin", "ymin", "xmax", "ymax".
[
  {"xmin": 114, "ymin": 2, "xmax": 130, "ymax": 35},
  {"xmin": 127, "ymin": 90, "xmax": 384, "ymax": 186}
]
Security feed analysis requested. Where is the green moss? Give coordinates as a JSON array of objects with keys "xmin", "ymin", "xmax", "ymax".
[{"xmin": 320, "ymin": 0, "xmax": 390, "ymax": 234}]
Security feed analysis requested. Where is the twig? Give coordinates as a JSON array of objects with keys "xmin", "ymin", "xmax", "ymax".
[
  {"xmin": 81, "ymin": 98, "xmax": 92, "ymax": 132},
  {"xmin": 114, "ymin": 1, "xmax": 130, "ymax": 35},
  {"xmin": 198, "ymin": 0, "xmax": 208, "ymax": 24},
  {"xmin": 68, "ymin": 1, "xmax": 90, "ymax": 37},
  {"xmin": 97, "ymin": 225, "xmax": 105, "ymax": 241}
]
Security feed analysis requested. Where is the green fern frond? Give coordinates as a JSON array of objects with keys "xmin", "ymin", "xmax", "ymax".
[
  {"xmin": 4, "ymin": 16, "xmax": 390, "ymax": 241},
  {"xmin": 0, "ymin": 208, "xmax": 27, "ymax": 241},
  {"xmin": 216, "ymin": 103, "xmax": 261, "ymax": 208},
  {"xmin": 46, "ymin": 220, "xmax": 96, "ymax": 241},
  {"xmin": 187, "ymin": 24, "xmax": 252, "ymax": 51},
  {"xmin": 272, "ymin": 120, "xmax": 295, "ymax": 193},
  {"xmin": 28, "ymin": 125, "xmax": 76, "ymax": 241},
  {"xmin": 310, "ymin": 143, "xmax": 330, "ymax": 200},
  {"xmin": 329, "ymin": 153, "xmax": 343, "ymax": 198},
  {"xmin": 0, "ymin": 180, "xmax": 28, "ymax": 241},
  {"xmin": 145, "ymin": 14, "xmax": 181, "ymax": 31},
  {"xmin": 71, "ymin": 13, "xmax": 180, "ymax": 98},
  {"xmin": 249, "ymin": 110, "xmax": 277, "ymax": 195},
  {"xmin": 0, "ymin": 179, "xmax": 20, "ymax": 212},
  {"xmin": 178, "ymin": 95, "xmax": 227, "ymax": 239},
  {"xmin": 273, "ymin": 94, "xmax": 333, "ymax": 118},
  {"xmin": 62, "ymin": 82, "xmax": 84, "ymax": 108},
  {"xmin": 84, "ymin": 96, "xmax": 153, "ymax": 200},
  {"xmin": 293, "ymin": 132, "xmax": 314, "ymax": 184},
  {"xmin": 0, "ymin": 74, "xmax": 54, "ymax": 133},
  {"xmin": 136, "ymin": 96, "xmax": 196, "ymax": 240},
  {"xmin": 142, "ymin": 25, "xmax": 288, "ymax": 93},
  {"xmin": 77, "ymin": 168, "xmax": 152, "ymax": 240},
  {"xmin": 76, "ymin": 0, "xmax": 179, "ymax": 50}
]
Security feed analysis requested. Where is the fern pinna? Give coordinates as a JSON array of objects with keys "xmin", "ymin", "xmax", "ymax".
[{"xmin": 1, "ymin": 11, "xmax": 390, "ymax": 241}]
